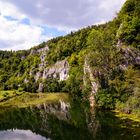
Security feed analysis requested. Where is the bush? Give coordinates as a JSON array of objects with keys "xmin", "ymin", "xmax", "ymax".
[
  {"xmin": 96, "ymin": 89, "xmax": 115, "ymax": 109},
  {"xmin": 3, "ymin": 92, "xmax": 9, "ymax": 97},
  {"xmin": 18, "ymin": 87, "xmax": 24, "ymax": 92}
]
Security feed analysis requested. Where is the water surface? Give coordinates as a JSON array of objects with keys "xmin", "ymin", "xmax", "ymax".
[
  {"xmin": 0, "ymin": 103, "xmax": 140, "ymax": 140},
  {"xmin": 0, "ymin": 129, "xmax": 49, "ymax": 140}
]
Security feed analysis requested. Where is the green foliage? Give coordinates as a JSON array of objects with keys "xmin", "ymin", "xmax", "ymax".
[
  {"xmin": 96, "ymin": 89, "xmax": 115, "ymax": 109},
  {"xmin": 118, "ymin": 0, "xmax": 140, "ymax": 47},
  {"xmin": 3, "ymin": 92, "xmax": 8, "ymax": 97},
  {"xmin": 117, "ymin": 16, "xmax": 140, "ymax": 46},
  {"xmin": 65, "ymin": 67, "xmax": 83, "ymax": 97},
  {"xmin": 43, "ymin": 78, "xmax": 60, "ymax": 92},
  {"xmin": 0, "ymin": 92, "xmax": 69, "ymax": 108},
  {"xmin": 115, "ymin": 67, "xmax": 140, "ymax": 115},
  {"xmin": 46, "ymin": 27, "xmax": 91, "ymax": 65}
]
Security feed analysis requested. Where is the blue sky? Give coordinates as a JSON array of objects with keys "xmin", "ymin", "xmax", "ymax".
[{"xmin": 0, "ymin": 0, "xmax": 126, "ymax": 50}]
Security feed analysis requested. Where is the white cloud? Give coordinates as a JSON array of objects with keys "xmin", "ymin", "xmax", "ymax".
[
  {"xmin": 0, "ymin": 1, "xmax": 52, "ymax": 50},
  {"xmin": 0, "ymin": 15, "xmax": 51, "ymax": 50},
  {"xmin": 4, "ymin": 0, "xmax": 126, "ymax": 31},
  {"xmin": 0, "ymin": 1, "xmax": 25, "ymax": 19},
  {"xmin": 0, "ymin": 129, "xmax": 47, "ymax": 140},
  {"xmin": 0, "ymin": 0, "xmax": 126, "ymax": 50},
  {"xmin": 98, "ymin": 0, "xmax": 126, "ymax": 18}
]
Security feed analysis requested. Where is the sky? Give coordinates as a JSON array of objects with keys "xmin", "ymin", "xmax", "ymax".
[
  {"xmin": 0, "ymin": 129, "xmax": 47, "ymax": 140},
  {"xmin": 0, "ymin": 0, "xmax": 126, "ymax": 50}
]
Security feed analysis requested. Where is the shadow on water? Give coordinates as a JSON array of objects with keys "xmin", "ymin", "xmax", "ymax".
[{"xmin": 0, "ymin": 102, "xmax": 140, "ymax": 140}]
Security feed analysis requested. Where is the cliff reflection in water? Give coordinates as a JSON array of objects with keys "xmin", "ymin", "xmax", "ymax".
[{"xmin": 0, "ymin": 101, "xmax": 140, "ymax": 140}]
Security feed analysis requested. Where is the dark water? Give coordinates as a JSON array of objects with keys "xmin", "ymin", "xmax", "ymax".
[{"xmin": 0, "ymin": 102, "xmax": 140, "ymax": 140}]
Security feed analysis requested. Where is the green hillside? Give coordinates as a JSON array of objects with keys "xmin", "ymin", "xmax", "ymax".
[{"xmin": 0, "ymin": 0, "xmax": 140, "ymax": 116}]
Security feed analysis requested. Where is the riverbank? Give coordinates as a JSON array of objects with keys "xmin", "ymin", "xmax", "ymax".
[
  {"xmin": 0, "ymin": 91, "xmax": 69, "ymax": 108},
  {"xmin": 1, "ymin": 90, "xmax": 140, "ymax": 124},
  {"xmin": 113, "ymin": 110, "xmax": 140, "ymax": 123}
]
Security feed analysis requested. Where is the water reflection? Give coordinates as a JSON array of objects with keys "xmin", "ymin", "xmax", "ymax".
[
  {"xmin": 0, "ymin": 101, "xmax": 140, "ymax": 140},
  {"xmin": 0, "ymin": 129, "xmax": 50, "ymax": 140}
]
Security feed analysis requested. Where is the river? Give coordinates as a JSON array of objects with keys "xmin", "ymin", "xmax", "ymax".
[{"xmin": 0, "ymin": 101, "xmax": 140, "ymax": 140}]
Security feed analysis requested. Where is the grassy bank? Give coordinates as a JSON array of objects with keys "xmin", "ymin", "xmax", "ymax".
[
  {"xmin": 0, "ymin": 91, "xmax": 69, "ymax": 108},
  {"xmin": 113, "ymin": 110, "xmax": 140, "ymax": 123},
  {"xmin": 0, "ymin": 90, "xmax": 24, "ymax": 102}
]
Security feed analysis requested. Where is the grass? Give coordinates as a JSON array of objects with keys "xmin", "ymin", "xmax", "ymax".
[
  {"xmin": 113, "ymin": 110, "xmax": 140, "ymax": 123},
  {"xmin": 0, "ymin": 91, "xmax": 69, "ymax": 108},
  {"xmin": 0, "ymin": 90, "xmax": 24, "ymax": 102}
]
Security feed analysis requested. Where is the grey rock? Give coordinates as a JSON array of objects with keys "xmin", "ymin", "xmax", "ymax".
[
  {"xmin": 24, "ymin": 78, "xmax": 29, "ymax": 83},
  {"xmin": 83, "ymin": 58, "xmax": 99, "ymax": 108},
  {"xmin": 38, "ymin": 83, "xmax": 44, "ymax": 92},
  {"xmin": 30, "ymin": 45, "xmax": 49, "ymax": 55},
  {"xmin": 42, "ymin": 59, "xmax": 69, "ymax": 81}
]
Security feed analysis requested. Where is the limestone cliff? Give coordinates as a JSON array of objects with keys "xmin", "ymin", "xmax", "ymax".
[
  {"xmin": 83, "ymin": 57, "xmax": 99, "ymax": 107},
  {"xmin": 42, "ymin": 59, "xmax": 69, "ymax": 81}
]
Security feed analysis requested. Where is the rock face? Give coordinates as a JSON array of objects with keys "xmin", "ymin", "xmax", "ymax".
[
  {"xmin": 38, "ymin": 83, "xmax": 44, "ymax": 92},
  {"xmin": 36, "ymin": 100, "xmax": 70, "ymax": 121},
  {"xmin": 117, "ymin": 40, "xmax": 140, "ymax": 70},
  {"xmin": 28, "ymin": 44, "xmax": 70, "ymax": 92},
  {"xmin": 84, "ymin": 59, "xmax": 99, "ymax": 94},
  {"xmin": 30, "ymin": 45, "xmax": 49, "ymax": 55},
  {"xmin": 36, "ymin": 59, "xmax": 69, "ymax": 92},
  {"xmin": 42, "ymin": 59, "xmax": 69, "ymax": 81},
  {"xmin": 121, "ymin": 47, "xmax": 140, "ymax": 66},
  {"xmin": 83, "ymin": 58, "xmax": 99, "ymax": 108},
  {"xmin": 31, "ymin": 45, "xmax": 69, "ymax": 82},
  {"xmin": 38, "ymin": 47, "xmax": 49, "ymax": 70},
  {"xmin": 24, "ymin": 78, "xmax": 29, "ymax": 83},
  {"xmin": 59, "ymin": 99, "xmax": 70, "ymax": 112}
]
